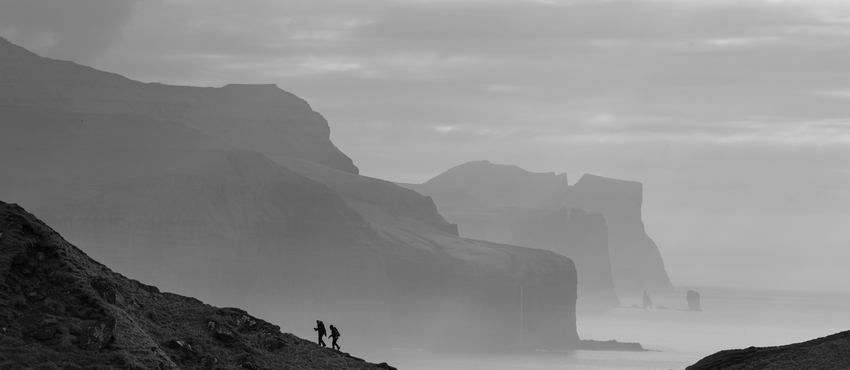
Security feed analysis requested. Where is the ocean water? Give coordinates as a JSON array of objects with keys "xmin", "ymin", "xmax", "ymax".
[{"xmin": 358, "ymin": 288, "xmax": 850, "ymax": 370}]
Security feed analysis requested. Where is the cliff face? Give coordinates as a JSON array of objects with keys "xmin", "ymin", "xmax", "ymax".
[
  {"xmin": 422, "ymin": 160, "xmax": 569, "ymax": 208},
  {"xmin": 0, "ymin": 37, "xmax": 358, "ymax": 175},
  {"xmin": 0, "ymin": 201, "xmax": 395, "ymax": 370},
  {"xmin": 272, "ymin": 159, "xmax": 576, "ymax": 349},
  {"xmin": 571, "ymin": 174, "xmax": 674, "ymax": 295},
  {"xmin": 687, "ymin": 330, "xmax": 850, "ymax": 370},
  {"xmin": 0, "ymin": 38, "xmax": 579, "ymax": 350},
  {"xmin": 426, "ymin": 206, "xmax": 619, "ymax": 309},
  {"xmin": 405, "ymin": 160, "xmax": 674, "ymax": 301},
  {"xmin": 0, "ymin": 106, "xmax": 392, "ymax": 341}
]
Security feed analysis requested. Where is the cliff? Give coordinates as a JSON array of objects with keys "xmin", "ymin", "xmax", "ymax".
[
  {"xmin": 0, "ymin": 37, "xmax": 358, "ymax": 175},
  {"xmin": 405, "ymin": 160, "xmax": 674, "ymax": 301},
  {"xmin": 0, "ymin": 201, "xmax": 396, "ymax": 370},
  {"xmin": 421, "ymin": 160, "xmax": 569, "ymax": 208},
  {"xmin": 571, "ymin": 174, "xmax": 674, "ymax": 295},
  {"xmin": 687, "ymin": 330, "xmax": 850, "ymax": 370},
  {"xmin": 425, "ymin": 205, "xmax": 619, "ymax": 309},
  {"xmin": 0, "ymin": 38, "xmax": 580, "ymax": 350}
]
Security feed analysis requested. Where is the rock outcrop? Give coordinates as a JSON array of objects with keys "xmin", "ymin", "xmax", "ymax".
[
  {"xmin": 687, "ymin": 290, "xmax": 701, "ymax": 311},
  {"xmin": 0, "ymin": 201, "xmax": 394, "ymax": 370},
  {"xmin": 687, "ymin": 330, "xmax": 850, "ymax": 370},
  {"xmin": 403, "ymin": 160, "xmax": 675, "ymax": 299},
  {"xmin": 0, "ymin": 38, "xmax": 581, "ymax": 350}
]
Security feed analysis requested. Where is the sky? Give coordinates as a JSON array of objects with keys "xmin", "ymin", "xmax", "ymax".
[{"xmin": 2, "ymin": 0, "xmax": 849, "ymax": 292}]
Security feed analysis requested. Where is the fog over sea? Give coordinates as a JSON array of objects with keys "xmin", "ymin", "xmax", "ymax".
[{"xmin": 358, "ymin": 287, "xmax": 850, "ymax": 370}]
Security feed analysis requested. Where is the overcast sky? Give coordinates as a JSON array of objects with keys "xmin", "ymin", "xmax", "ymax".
[{"xmin": 2, "ymin": 0, "xmax": 849, "ymax": 292}]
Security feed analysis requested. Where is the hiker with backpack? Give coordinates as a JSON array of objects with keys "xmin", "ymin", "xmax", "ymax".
[
  {"xmin": 314, "ymin": 320, "xmax": 327, "ymax": 347},
  {"xmin": 329, "ymin": 324, "xmax": 341, "ymax": 351}
]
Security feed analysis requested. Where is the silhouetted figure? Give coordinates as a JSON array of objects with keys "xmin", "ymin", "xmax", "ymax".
[
  {"xmin": 642, "ymin": 290, "xmax": 652, "ymax": 309},
  {"xmin": 329, "ymin": 324, "xmax": 341, "ymax": 350},
  {"xmin": 314, "ymin": 320, "xmax": 327, "ymax": 347}
]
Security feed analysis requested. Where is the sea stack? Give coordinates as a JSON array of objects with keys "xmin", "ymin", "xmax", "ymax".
[{"xmin": 687, "ymin": 290, "xmax": 701, "ymax": 311}]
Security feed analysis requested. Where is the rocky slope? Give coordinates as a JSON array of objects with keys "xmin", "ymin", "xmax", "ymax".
[
  {"xmin": 0, "ymin": 38, "xmax": 582, "ymax": 350},
  {"xmin": 687, "ymin": 330, "xmax": 850, "ymax": 370},
  {"xmin": 0, "ymin": 201, "xmax": 396, "ymax": 370},
  {"xmin": 403, "ymin": 160, "xmax": 674, "ymax": 299}
]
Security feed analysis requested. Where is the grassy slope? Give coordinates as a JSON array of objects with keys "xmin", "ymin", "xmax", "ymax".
[
  {"xmin": 686, "ymin": 330, "xmax": 850, "ymax": 370},
  {"xmin": 0, "ymin": 201, "xmax": 394, "ymax": 370}
]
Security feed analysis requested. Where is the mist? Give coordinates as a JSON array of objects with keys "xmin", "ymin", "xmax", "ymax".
[{"xmin": 1, "ymin": 0, "xmax": 849, "ymax": 369}]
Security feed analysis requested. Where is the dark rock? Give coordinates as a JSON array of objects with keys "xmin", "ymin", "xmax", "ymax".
[
  {"xmin": 78, "ymin": 316, "xmax": 116, "ymax": 350},
  {"xmin": 236, "ymin": 314, "xmax": 257, "ymax": 329},
  {"xmin": 237, "ymin": 354, "xmax": 261, "ymax": 370},
  {"xmin": 11, "ymin": 253, "xmax": 28, "ymax": 266},
  {"xmin": 376, "ymin": 362, "xmax": 397, "ymax": 370},
  {"xmin": 198, "ymin": 355, "xmax": 218, "ymax": 366},
  {"xmin": 90, "ymin": 277, "xmax": 117, "ymax": 304},
  {"xmin": 260, "ymin": 329, "xmax": 286, "ymax": 351},
  {"xmin": 212, "ymin": 326, "xmax": 238, "ymax": 343},
  {"xmin": 687, "ymin": 290, "xmax": 701, "ymax": 311},
  {"xmin": 687, "ymin": 330, "xmax": 850, "ymax": 370},
  {"xmin": 27, "ymin": 319, "xmax": 60, "ymax": 341}
]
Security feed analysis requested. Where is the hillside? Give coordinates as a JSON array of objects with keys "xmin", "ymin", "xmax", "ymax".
[
  {"xmin": 687, "ymin": 330, "xmax": 850, "ymax": 370},
  {"xmin": 0, "ymin": 201, "xmax": 396, "ymax": 370}
]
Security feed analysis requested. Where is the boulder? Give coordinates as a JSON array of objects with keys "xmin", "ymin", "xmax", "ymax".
[
  {"xmin": 212, "ymin": 326, "xmax": 238, "ymax": 343},
  {"xmin": 78, "ymin": 316, "xmax": 116, "ymax": 350},
  {"xmin": 27, "ymin": 319, "xmax": 60, "ymax": 341},
  {"xmin": 90, "ymin": 277, "xmax": 117, "ymax": 304}
]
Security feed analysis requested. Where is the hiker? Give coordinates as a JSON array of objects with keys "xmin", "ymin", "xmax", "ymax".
[
  {"xmin": 329, "ymin": 324, "xmax": 341, "ymax": 351},
  {"xmin": 314, "ymin": 320, "xmax": 327, "ymax": 347}
]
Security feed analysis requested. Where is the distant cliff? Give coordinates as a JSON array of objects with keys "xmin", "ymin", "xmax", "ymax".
[
  {"xmin": 0, "ymin": 201, "xmax": 396, "ymax": 370},
  {"xmin": 403, "ymin": 160, "xmax": 674, "ymax": 299},
  {"xmin": 687, "ymin": 330, "xmax": 850, "ymax": 370},
  {"xmin": 571, "ymin": 174, "xmax": 674, "ymax": 295},
  {"xmin": 0, "ymin": 37, "xmax": 358, "ymax": 175},
  {"xmin": 0, "ymin": 38, "xmax": 580, "ymax": 350}
]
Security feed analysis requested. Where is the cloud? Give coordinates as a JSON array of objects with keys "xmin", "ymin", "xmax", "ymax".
[{"xmin": 0, "ymin": 0, "xmax": 143, "ymax": 63}]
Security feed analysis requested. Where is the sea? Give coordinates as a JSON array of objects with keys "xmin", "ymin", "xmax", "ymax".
[{"xmin": 356, "ymin": 287, "xmax": 850, "ymax": 370}]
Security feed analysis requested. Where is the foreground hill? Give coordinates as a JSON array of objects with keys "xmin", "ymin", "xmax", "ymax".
[
  {"xmin": 687, "ymin": 330, "xmax": 850, "ymax": 370},
  {"xmin": 403, "ymin": 160, "xmax": 674, "ymax": 299},
  {"xmin": 0, "ymin": 38, "xmax": 582, "ymax": 350},
  {"xmin": 0, "ymin": 201, "xmax": 396, "ymax": 370}
]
